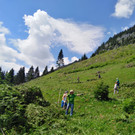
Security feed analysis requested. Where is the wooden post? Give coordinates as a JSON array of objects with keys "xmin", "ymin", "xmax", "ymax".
[
  {"xmin": 58, "ymin": 89, "xmax": 61, "ymax": 104},
  {"xmin": 0, "ymin": 128, "xmax": 5, "ymax": 135}
]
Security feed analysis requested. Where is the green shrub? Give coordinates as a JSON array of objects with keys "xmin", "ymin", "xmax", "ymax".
[
  {"xmin": 25, "ymin": 104, "xmax": 46, "ymax": 127},
  {"xmin": 25, "ymin": 104, "xmax": 64, "ymax": 128},
  {"xmin": 94, "ymin": 82, "xmax": 109, "ymax": 100},
  {"xmin": 19, "ymin": 86, "xmax": 50, "ymax": 106},
  {"xmin": 121, "ymin": 82, "xmax": 135, "ymax": 88},
  {"xmin": 0, "ymin": 85, "xmax": 50, "ymax": 134},
  {"xmin": 123, "ymin": 98, "xmax": 135, "ymax": 114},
  {"xmin": 126, "ymin": 55, "xmax": 135, "ymax": 63}
]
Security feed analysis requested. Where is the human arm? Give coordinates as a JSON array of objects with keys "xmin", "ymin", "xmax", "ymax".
[{"xmin": 76, "ymin": 93, "xmax": 83, "ymax": 96}]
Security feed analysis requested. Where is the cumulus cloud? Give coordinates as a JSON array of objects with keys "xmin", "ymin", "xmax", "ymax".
[
  {"xmin": 0, "ymin": 22, "xmax": 10, "ymax": 34},
  {"xmin": 130, "ymin": 21, "xmax": 135, "ymax": 26},
  {"xmin": 0, "ymin": 10, "xmax": 105, "ymax": 72},
  {"xmin": 15, "ymin": 10, "xmax": 104, "ymax": 67},
  {"xmin": 121, "ymin": 26, "xmax": 129, "ymax": 31},
  {"xmin": 112, "ymin": 0, "xmax": 135, "ymax": 18},
  {"xmin": 64, "ymin": 57, "xmax": 79, "ymax": 65},
  {"xmin": 51, "ymin": 19, "xmax": 105, "ymax": 54},
  {"xmin": 0, "ymin": 22, "xmax": 23, "ymax": 72}
]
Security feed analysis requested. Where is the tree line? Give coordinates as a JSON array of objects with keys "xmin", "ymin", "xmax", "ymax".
[
  {"xmin": 0, "ymin": 65, "xmax": 55, "ymax": 85},
  {"xmin": 0, "ymin": 49, "xmax": 88, "ymax": 85},
  {"xmin": 91, "ymin": 24, "xmax": 135, "ymax": 57}
]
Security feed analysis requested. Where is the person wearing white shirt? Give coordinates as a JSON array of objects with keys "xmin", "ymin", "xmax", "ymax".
[{"xmin": 114, "ymin": 82, "xmax": 119, "ymax": 94}]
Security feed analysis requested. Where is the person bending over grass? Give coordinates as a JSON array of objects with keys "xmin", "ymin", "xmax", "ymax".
[{"xmin": 65, "ymin": 90, "xmax": 82, "ymax": 116}]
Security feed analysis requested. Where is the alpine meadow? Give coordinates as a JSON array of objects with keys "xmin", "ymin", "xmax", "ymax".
[
  {"xmin": 0, "ymin": 24, "xmax": 135, "ymax": 135},
  {"xmin": 23, "ymin": 44, "xmax": 135, "ymax": 135}
]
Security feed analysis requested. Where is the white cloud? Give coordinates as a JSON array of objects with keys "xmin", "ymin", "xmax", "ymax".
[
  {"xmin": 112, "ymin": 0, "xmax": 135, "ymax": 18},
  {"xmin": 0, "ymin": 10, "xmax": 105, "ymax": 72},
  {"xmin": 0, "ymin": 60, "xmax": 24, "ymax": 73},
  {"xmin": 16, "ymin": 10, "xmax": 104, "ymax": 65},
  {"xmin": 0, "ymin": 22, "xmax": 10, "ymax": 34},
  {"xmin": 121, "ymin": 26, "xmax": 129, "ymax": 31},
  {"xmin": 71, "ymin": 56, "xmax": 79, "ymax": 62},
  {"xmin": 130, "ymin": 21, "xmax": 135, "ymax": 26},
  {"xmin": 64, "ymin": 57, "xmax": 79, "ymax": 65},
  {"xmin": 51, "ymin": 19, "xmax": 105, "ymax": 54},
  {"xmin": 55, "ymin": 20, "xmax": 104, "ymax": 54},
  {"xmin": 0, "ymin": 22, "xmax": 23, "ymax": 72},
  {"xmin": 107, "ymin": 32, "xmax": 111, "ymax": 35}
]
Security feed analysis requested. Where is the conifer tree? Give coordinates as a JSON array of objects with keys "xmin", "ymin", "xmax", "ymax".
[
  {"xmin": 5, "ymin": 68, "xmax": 14, "ymax": 84},
  {"xmin": 15, "ymin": 67, "xmax": 25, "ymax": 84},
  {"xmin": 1, "ymin": 71, "xmax": 5, "ymax": 80},
  {"xmin": 35, "ymin": 67, "xmax": 40, "ymax": 78},
  {"xmin": 26, "ymin": 66, "xmax": 35, "ymax": 81},
  {"xmin": 42, "ymin": 66, "xmax": 48, "ymax": 75},
  {"xmin": 50, "ymin": 67, "xmax": 54, "ymax": 73},
  {"xmin": 0, "ymin": 67, "xmax": 4, "ymax": 84},
  {"xmin": 56, "ymin": 49, "xmax": 64, "ymax": 67},
  {"xmin": 9, "ymin": 68, "xmax": 14, "ymax": 84},
  {"xmin": 81, "ymin": 54, "xmax": 88, "ymax": 61}
]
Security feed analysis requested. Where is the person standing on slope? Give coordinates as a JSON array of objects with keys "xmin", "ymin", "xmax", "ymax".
[
  {"xmin": 61, "ymin": 91, "xmax": 68, "ymax": 109},
  {"xmin": 65, "ymin": 90, "xmax": 82, "ymax": 116},
  {"xmin": 116, "ymin": 78, "xmax": 120, "ymax": 88},
  {"xmin": 114, "ymin": 82, "xmax": 119, "ymax": 94}
]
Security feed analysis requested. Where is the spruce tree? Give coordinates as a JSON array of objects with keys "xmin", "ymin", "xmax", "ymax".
[
  {"xmin": 26, "ymin": 66, "xmax": 35, "ymax": 81},
  {"xmin": 81, "ymin": 54, "xmax": 88, "ymax": 61},
  {"xmin": 42, "ymin": 66, "xmax": 48, "ymax": 75},
  {"xmin": 9, "ymin": 68, "xmax": 14, "ymax": 84},
  {"xmin": 0, "ymin": 67, "xmax": 4, "ymax": 84},
  {"xmin": 50, "ymin": 67, "xmax": 54, "ymax": 73},
  {"xmin": 35, "ymin": 67, "xmax": 40, "ymax": 78},
  {"xmin": 5, "ymin": 68, "xmax": 14, "ymax": 84},
  {"xmin": 56, "ymin": 49, "xmax": 64, "ymax": 67},
  {"xmin": 15, "ymin": 67, "xmax": 25, "ymax": 85}
]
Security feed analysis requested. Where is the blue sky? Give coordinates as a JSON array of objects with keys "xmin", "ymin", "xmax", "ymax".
[{"xmin": 0, "ymin": 0, "xmax": 135, "ymax": 73}]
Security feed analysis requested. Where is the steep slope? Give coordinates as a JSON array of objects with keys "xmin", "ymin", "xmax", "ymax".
[
  {"xmin": 22, "ymin": 44, "xmax": 135, "ymax": 135},
  {"xmin": 92, "ymin": 25, "xmax": 135, "ymax": 57}
]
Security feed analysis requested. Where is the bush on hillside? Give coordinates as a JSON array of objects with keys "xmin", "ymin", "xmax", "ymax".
[
  {"xmin": 0, "ymin": 85, "xmax": 50, "ymax": 134},
  {"xmin": 18, "ymin": 86, "xmax": 50, "ymax": 106},
  {"xmin": 94, "ymin": 82, "xmax": 109, "ymax": 101},
  {"xmin": 121, "ymin": 82, "xmax": 135, "ymax": 88},
  {"xmin": 25, "ymin": 104, "xmax": 64, "ymax": 128},
  {"xmin": 25, "ymin": 104, "xmax": 47, "ymax": 127},
  {"xmin": 123, "ymin": 98, "xmax": 135, "ymax": 114}
]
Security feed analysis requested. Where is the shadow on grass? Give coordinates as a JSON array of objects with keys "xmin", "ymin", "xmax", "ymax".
[
  {"xmin": 108, "ymin": 98, "xmax": 118, "ymax": 102},
  {"xmin": 95, "ymin": 98, "xmax": 119, "ymax": 104},
  {"xmin": 69, "ymin": 81, "xmax": 83, "ymax": 84}
]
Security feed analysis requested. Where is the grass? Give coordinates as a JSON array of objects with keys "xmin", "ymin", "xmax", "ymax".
[{"xmin": 19, "ymin": 44, "xmax": 135, "ymax": 135}]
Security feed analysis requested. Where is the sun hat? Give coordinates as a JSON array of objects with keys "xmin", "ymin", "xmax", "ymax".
[{"xmin": 70, "ymin": 90, "xmax": 74, "ymax": 93}]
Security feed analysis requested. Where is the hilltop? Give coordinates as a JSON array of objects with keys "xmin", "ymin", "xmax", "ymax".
[
  {"xmin": 91, "ymin": 25, "xmax": 135, "ymax": 57},
  {"xmin": 21, "ymin": 43, "xmax": 135, "ymax": 134}
]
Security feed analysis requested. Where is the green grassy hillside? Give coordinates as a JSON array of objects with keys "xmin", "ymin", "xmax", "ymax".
[{"xmin": 22, "ymin": 44, "xmax": 135, "ymax": 135}]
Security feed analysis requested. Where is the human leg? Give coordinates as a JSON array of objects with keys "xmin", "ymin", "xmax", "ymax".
[
  {"xmin": 65, "ymin": 103, "xmax": 71, "ymax": 115},
  {"xmin": 61, "ymin": 100, "xmax": 64, "ymax": 108},
  {"xmin": 70, "ymin": 104, "xmax": 74, "ymax": 116},
  {"xmin": 63, "ymin": 102, "xmax": 67, "ymax": 109}
]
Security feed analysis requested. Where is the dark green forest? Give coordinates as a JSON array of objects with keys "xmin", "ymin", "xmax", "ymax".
[{"xmin": 91, "ymin": 25, "xmax": 135, "ymax": 57}]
